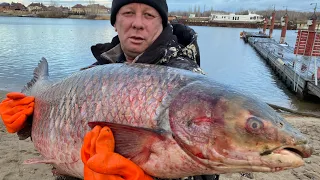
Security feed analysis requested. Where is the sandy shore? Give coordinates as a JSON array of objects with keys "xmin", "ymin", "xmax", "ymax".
[{"xmin": 0, "ymin": 90, "xmax": 319, "ymax": 180}]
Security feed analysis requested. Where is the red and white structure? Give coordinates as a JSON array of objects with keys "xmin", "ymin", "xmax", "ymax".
[
  {"xmin": 294, "ymin": 16, "xmax": 320, "ymax": 57},
  {"xmin": 294, "ymin": 14, "xmax": 320, "ymax": 85}
]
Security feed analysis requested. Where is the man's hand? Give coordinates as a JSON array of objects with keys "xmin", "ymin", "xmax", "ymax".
[
  {"xmin": 81, "ymin": 126, "xmax": 153, "ymax": 180},
  {"xmin": 0, "ymin": 92, "xmax": 34, "ymax": 133}
]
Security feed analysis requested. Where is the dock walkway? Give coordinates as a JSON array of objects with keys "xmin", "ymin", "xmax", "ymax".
[
  {"xmin": 241, "ymin": 31, "xmax": 269, "ymax": 42},
  {"xmin": 243, "ymin": 32, "xmax": 320, "ymax": 99}
]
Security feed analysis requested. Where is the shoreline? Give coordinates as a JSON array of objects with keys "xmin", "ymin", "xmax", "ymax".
[
  {"xmin": 0, "ymin": 13, "xmax": 110, "ymax": 20},
  {"xmin": 0, "ymin": 91, "xmax": 319, "ymax": 179},
  {"xmin": 0, "ymin": 14, "xmax": 293, "ymax": 30}
]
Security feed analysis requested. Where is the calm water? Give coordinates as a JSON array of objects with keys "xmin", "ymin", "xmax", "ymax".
[{"xmin": 0, "ymin": 16, "xmax": 319, "ymax": 113}]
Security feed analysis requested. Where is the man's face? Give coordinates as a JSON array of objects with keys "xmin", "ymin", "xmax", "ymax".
[{"xmin": 115, "ymin": 3, "xmax": 163, "ymax": 61}]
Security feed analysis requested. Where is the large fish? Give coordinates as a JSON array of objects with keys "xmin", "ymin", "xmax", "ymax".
[{"xmin": 22, "ymin": 58, "xmax": 312, "ymax": 179}]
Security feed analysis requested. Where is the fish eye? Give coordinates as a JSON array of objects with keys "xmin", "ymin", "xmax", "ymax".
[{"xmin": 246, "ymin": 117, "xmax": 264, "ymax": 133}]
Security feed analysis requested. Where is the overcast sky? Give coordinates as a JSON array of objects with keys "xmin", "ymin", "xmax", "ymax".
[{"xmin": 3, "ymin": 0, "xmax": 317, "ymax": 12}]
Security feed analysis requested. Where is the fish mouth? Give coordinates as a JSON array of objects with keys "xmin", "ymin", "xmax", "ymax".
[
  {"xmin": 194, "ymin": 145, "xmax": 313, "ymax": 173},
  {"xmin": 261, "ymin": 145, "xmax": 313, "ymax": 159},
  {"xmin": 258, "ymin": 145, "xmax": 313, "ymax": 171}
]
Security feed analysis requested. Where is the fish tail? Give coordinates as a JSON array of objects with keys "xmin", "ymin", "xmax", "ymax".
[{"xmin": 22, "ymin": 57, "xmax": 49, "ymax": 93}]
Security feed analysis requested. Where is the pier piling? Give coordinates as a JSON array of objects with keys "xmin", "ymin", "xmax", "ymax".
[
  {"xmin": 269, "ymin": 10, "xmax": 276, "ymax": 38},
  {"xmin": 263, "ymin": 17, "xmax": 268, "ymax": 34},
  {"xmin": 280, "ymin": 10, "xmax": 289, "ymax": 44}
]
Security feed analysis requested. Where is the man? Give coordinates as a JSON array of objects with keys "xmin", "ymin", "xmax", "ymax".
[
  {"xmin": 0, "ymin": 0, "xmax": 218, "ymax": 179},
  {"xmin": 84, "ymin": 1, "xmax": 217, "ymax": 180},
  {"xmin": 82, "ymin": 0, "xmax": 204, "ymax": 75}
]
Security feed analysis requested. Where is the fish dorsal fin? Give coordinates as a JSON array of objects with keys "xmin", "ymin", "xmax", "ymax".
[
  {"xmin": 22, "ymin": 57, "xmax": 49, "ymax": 93},
  {"xmin": 88, "ymin": 122, "xmax": 167, "ymax": 165}
]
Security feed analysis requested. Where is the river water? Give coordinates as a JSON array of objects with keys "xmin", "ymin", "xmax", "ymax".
[{"xmin": 0, "ymin": 16, "xmax": 319, "ymax": 113}]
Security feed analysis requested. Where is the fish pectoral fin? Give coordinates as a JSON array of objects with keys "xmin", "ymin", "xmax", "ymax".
[
  {"xmin": 23, "ymin": 157, "xmax": 55, "ymax": 165},
  {"xmin": 88, "ymin": 122, "xmax": 167, "ymax": 165}
]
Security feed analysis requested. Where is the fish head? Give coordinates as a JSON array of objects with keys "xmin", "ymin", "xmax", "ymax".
[{"xmin": 169, "ymin": 81, "xmax": 313, "ymax": 173}]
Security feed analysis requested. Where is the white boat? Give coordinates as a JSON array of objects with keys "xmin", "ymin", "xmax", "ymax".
[{"xmin": 209, "ymin": 11, "xmax": 264, "ymax": 24}]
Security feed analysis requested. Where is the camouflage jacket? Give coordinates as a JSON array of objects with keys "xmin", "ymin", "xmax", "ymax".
[{"xmin": 88, "ymin": 23, "xmax": 205, "ymax": 75}]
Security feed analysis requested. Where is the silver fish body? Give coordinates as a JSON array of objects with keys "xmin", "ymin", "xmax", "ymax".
[{"xmin": 25, "ymin": 59, "xmax": 312, "ymax": 179}]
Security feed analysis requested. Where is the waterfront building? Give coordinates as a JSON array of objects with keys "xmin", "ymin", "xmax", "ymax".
[{"xmin": 210, "ymin": 11, "xmax": 264, "ymax": 23}]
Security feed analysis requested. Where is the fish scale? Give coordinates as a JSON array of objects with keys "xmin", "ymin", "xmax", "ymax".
[
  {"xmin": 23, "ymin": 58, "xmax": 313, "ymax": 179},
  {"xmin": 30, "ymin": 62, "xmax": 190, "ymax": 177}
]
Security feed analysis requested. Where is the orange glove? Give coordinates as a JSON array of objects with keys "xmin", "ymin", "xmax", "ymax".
[
  {"xmin": 81, "ymin": 126, "xmax": 153, "ymax": 180},
  {"xmin": 0, "ymin": 92, "xmax": 34, "ymax": 133}
]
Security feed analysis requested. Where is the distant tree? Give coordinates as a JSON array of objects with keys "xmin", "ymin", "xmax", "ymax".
[
  {"xmin": 248, "ymin": 8, "xmax": 257, "ymax": 13},
  {"xmin": 86, "ymin": 0, "xmax": 99, "ymax": 16},
  {"xmin": 236, "ymin": 9, "xmax": 249, "ymax": 15},
  {"xmin": 168, "ymin": 7, "xmax": 319, "ymax": 23},
  {"xmin": 255, "ymin": 9, "xmax": 320, "ymax": 22},
  {"xmin": 197, "ymin": 5, "xmax": 200, "ymax": 16},
  {"xmin": 50, "ymin": 0, "xmax": 58, "ymax": 7},
  {"xmin": 203, "ymin": 10, "xmax": 212, "ymax": 17}
]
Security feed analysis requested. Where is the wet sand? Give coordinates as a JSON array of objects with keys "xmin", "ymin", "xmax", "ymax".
[
  {"xmin": 0, "ymin": 90, "xmax": 319, "ymax": 180},
  {"xmin": 0, "ymin": 92, "xmax": 54, "ymax": 180}
]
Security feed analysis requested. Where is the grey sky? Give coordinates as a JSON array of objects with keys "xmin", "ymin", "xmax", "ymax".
[{"xmin": 4, "ymin": 0, "xmax": 317, "ymax": 12}]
